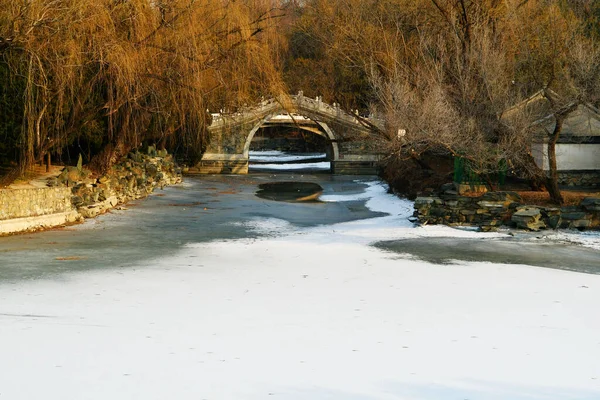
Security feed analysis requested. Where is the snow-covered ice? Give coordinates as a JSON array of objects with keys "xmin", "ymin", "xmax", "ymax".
[
  {"xmin": 1, "ymin": 178, "xmax": 599, "ymax": 400},
  {"xmin": 544, "ymin": 230, "xmax": 600, "ymax": 251}
]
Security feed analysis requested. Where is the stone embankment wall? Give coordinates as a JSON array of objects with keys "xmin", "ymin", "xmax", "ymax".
[
  {"xmin": 414, "ymin": 186, "xmax": 600, "ymax": 231},
  {"xmin": 0, "ymin": 187, "xmax": 74, "ymax": 220},
  {"xmin": 50, "ymin": 152, "xmax": 182, "ymax": 219},
  {"xmin": 1, "ymin": 152, "xmax": 182, "ymax": 235},
  {"xmin": 0, "ymin": 187, "xmax": 80, "ymax": 235},
  {"xmin": 558, "ymin": 171, "xmax": 600, "ymax": 188}
]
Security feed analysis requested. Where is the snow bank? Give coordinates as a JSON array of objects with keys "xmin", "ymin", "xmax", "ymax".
[
  {"xmin": 316, "ymin": 180, "xmax": 507, "ymax": 244},
  {"xmin": 1, "ymin": 179, "xmax": 599, "ymax": 400},
  {"xmin": 2, "ymin": 232, "xmax": 599, "ymax": 400}
]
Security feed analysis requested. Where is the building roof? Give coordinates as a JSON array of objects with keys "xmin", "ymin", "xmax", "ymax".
[{"xmin": 502, "ymin": 90, "xmax": 600, "ymax": 138}]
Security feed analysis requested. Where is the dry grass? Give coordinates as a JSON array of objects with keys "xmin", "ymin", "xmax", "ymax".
[
  {"xmin": 55, "ymin": 256, "xmax": 87, "ymax": 261},
  {"xmin": 515, "ymin": 190, "xmax": 600, "ymax": 207},
  {"xmin": 7, "ymin": 165, "xmax": 63, "ymax": 189}
]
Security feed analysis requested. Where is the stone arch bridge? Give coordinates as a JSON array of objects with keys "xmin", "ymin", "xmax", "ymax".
[{"xmin": 195, "ymin": 93, "xmax": 384, "ymax": 174}]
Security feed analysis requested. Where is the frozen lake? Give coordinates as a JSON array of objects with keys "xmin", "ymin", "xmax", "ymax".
[{"xmin": 1, "ymin": 172, "xmax": 600, "ymax": 400}]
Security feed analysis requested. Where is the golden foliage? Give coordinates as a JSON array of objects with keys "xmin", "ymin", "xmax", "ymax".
[{"xmin": 0, "ymin": 0, "xmax": 286, "ymax": 173}]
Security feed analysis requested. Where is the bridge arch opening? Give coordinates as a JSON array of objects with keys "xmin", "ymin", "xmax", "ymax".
[{"xmin": 243, "ymin": 113, "xmax": 339, "ymax": 173}]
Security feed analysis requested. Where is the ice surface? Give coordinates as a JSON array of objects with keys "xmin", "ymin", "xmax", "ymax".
[
  {"xmin": 249, "ymin": 151, "xmax": 327, "ymax": 163},
  {"xmin": 249, "ymin": 161, "xmax": 331, "ymax": 171},
  {"xmin": 544, "ymin": 230, "xmax": 600, "ymax": 251},
  {"xmin": 249, "ymin": 150, "xmax": 330, "ymax": 170},
  {"xmin": 1, "ymin": 177, "xmax": 599, "ymax": 400}
]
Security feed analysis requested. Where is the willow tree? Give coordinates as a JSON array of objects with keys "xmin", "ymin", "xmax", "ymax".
[
  {"xmin": 0, "ymin": 0, "xmax": 286, "ymax": 182},
  {"xmin": 282, "ymin": 0, "xmax": 390, "ymax": 110}
]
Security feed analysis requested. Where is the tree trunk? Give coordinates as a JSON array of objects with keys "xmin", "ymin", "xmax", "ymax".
[
  {"xmin": 546, "ymin": 117, "xmax": 564, "ymax": 205},
  {"xmin": 89, "ymin": 140, "xmax": 131, "ymax": 175}
]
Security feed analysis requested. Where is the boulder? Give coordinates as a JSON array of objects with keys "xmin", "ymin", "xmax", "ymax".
[
  {"xmin": 455, "ymin": 183, "xmax": 487, "ymax": 195},
  {"xmin": 580, "ymin": 197, "xmax": 600, "ymax": 212},
  {"xmin": 512, "ymin": 207, "xmax": 546, "ymax": 231},
  {"xmin": 440, "ymin": 183, "xmax": 454, "ymax": 192},
  {"xmin": 571, "ymin": 219, "xmax": 592, "ymax": 229},
  {"xmin": 71, "ymin": 195, "xmax": 84, "ymax": 207},
  {"xmin": 46, "ymin": 177, "xmax": 59, "ymax": 187},
  {"xmin": 561, "ymin": 212, "xmax": 589, "ymax": 221},
  {"xmin": 477, "ymin": 200, "xmax": 507, "ymax": 209},
  {"xmin": 481, "ymin": 191, "xmax": 521, "ymax": 203},
  {"xmin": 414, "ymin": 197, "xmax": 440, "ymax": 205},
  {"xmin": 547, "ymin": 215, "xmax": 561, "ymax": 229},
  {"xmin": 157, "ymin": 149, "xmax": 168, "ymax": 158}
]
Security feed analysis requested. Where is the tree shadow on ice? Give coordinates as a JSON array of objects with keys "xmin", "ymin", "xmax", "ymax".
[
  {"xmin": 269, "ymin": 381, "xmax": 600, "ymax": 400},
  {"xmin": 374, "ymin": 238, "xmax": 600, "ymax": 275},
  {"xmin": 380, "ymin": 380, "xmax": 600, "ymax": 400}
]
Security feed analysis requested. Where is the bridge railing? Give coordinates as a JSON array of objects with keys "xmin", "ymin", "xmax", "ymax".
[{"xmin": 208, "ymin": 93, "xmax": 384, "ymax": 130}]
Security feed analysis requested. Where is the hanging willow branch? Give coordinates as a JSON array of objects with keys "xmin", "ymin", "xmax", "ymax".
[{"xmin": 0, "ymin": 0, "xmax": 287, "ymax": 181}]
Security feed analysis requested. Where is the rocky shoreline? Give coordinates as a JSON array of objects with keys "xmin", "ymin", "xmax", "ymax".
[
  {"xmin": 0, "ymin": 151, "xmax": 182, "ymax": 235},
  {"xmin": 413, "ymin": 184, "xmax": 600, "ymax": 232},
  {"xmin": 50, "ymin": 151, "xmax": 182, "ymax": 219}
]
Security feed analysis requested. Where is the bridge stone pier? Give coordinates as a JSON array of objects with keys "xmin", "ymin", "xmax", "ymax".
[{"xmin": 194, "ymin": 93, "xmax": 383, "ymax": 175}]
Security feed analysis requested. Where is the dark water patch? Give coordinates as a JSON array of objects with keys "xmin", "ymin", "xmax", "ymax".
[
  {"xmin": 256, "ymin": 182, "xmax": 323, "ymax": 202},
  {"xmin": 166, "ymin": 202, "xmax": 205, "ymax": 207},
  {"xmin": 374, "ymin": 238, "xmax": 600, "ymax": 275}
]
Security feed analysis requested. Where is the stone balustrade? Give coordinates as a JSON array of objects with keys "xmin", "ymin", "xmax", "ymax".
[{"xmin": 208, "ymin": 93, "xmax": 383, "ymax": 131}]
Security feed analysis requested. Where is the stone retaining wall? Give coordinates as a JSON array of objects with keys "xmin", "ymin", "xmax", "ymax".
[
  {"xmin": 0, "ymin": 211, "xmax": 81, "ymax": 235},
  {"xmin": 0, "ymin": 187, "xmax": 74, "ymax": 220},
  {"xmin": 558, "ymin": 171, "xmax": 600, "ymax": 188},
  {"xmin": 56, "ymin": 152, "xmax": 182, "ymax": 218},
  {"xmin": 1, "ymin": 152, "xmax": 182, "ymax": 235},
  {"xmin": 414, "ymin": 188, "xmax": 600, "ymax": 231}
]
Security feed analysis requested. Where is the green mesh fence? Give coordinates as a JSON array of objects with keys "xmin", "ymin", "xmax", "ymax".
[{"xmin": 453, "ymin": 157, "xmax": 507, "ymax": 187}]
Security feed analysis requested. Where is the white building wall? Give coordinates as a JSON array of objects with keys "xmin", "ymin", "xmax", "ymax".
[
  {"xmin": 532, "ymin": 143, "xmax": 600, "ymax": 171},
  {"xmin": 531, "ymin": 142, "xmax": 547, "ymax": 170},
  {"xmin": 555, "ymin": 144, "xmax": 600, "ymax": 170}
]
